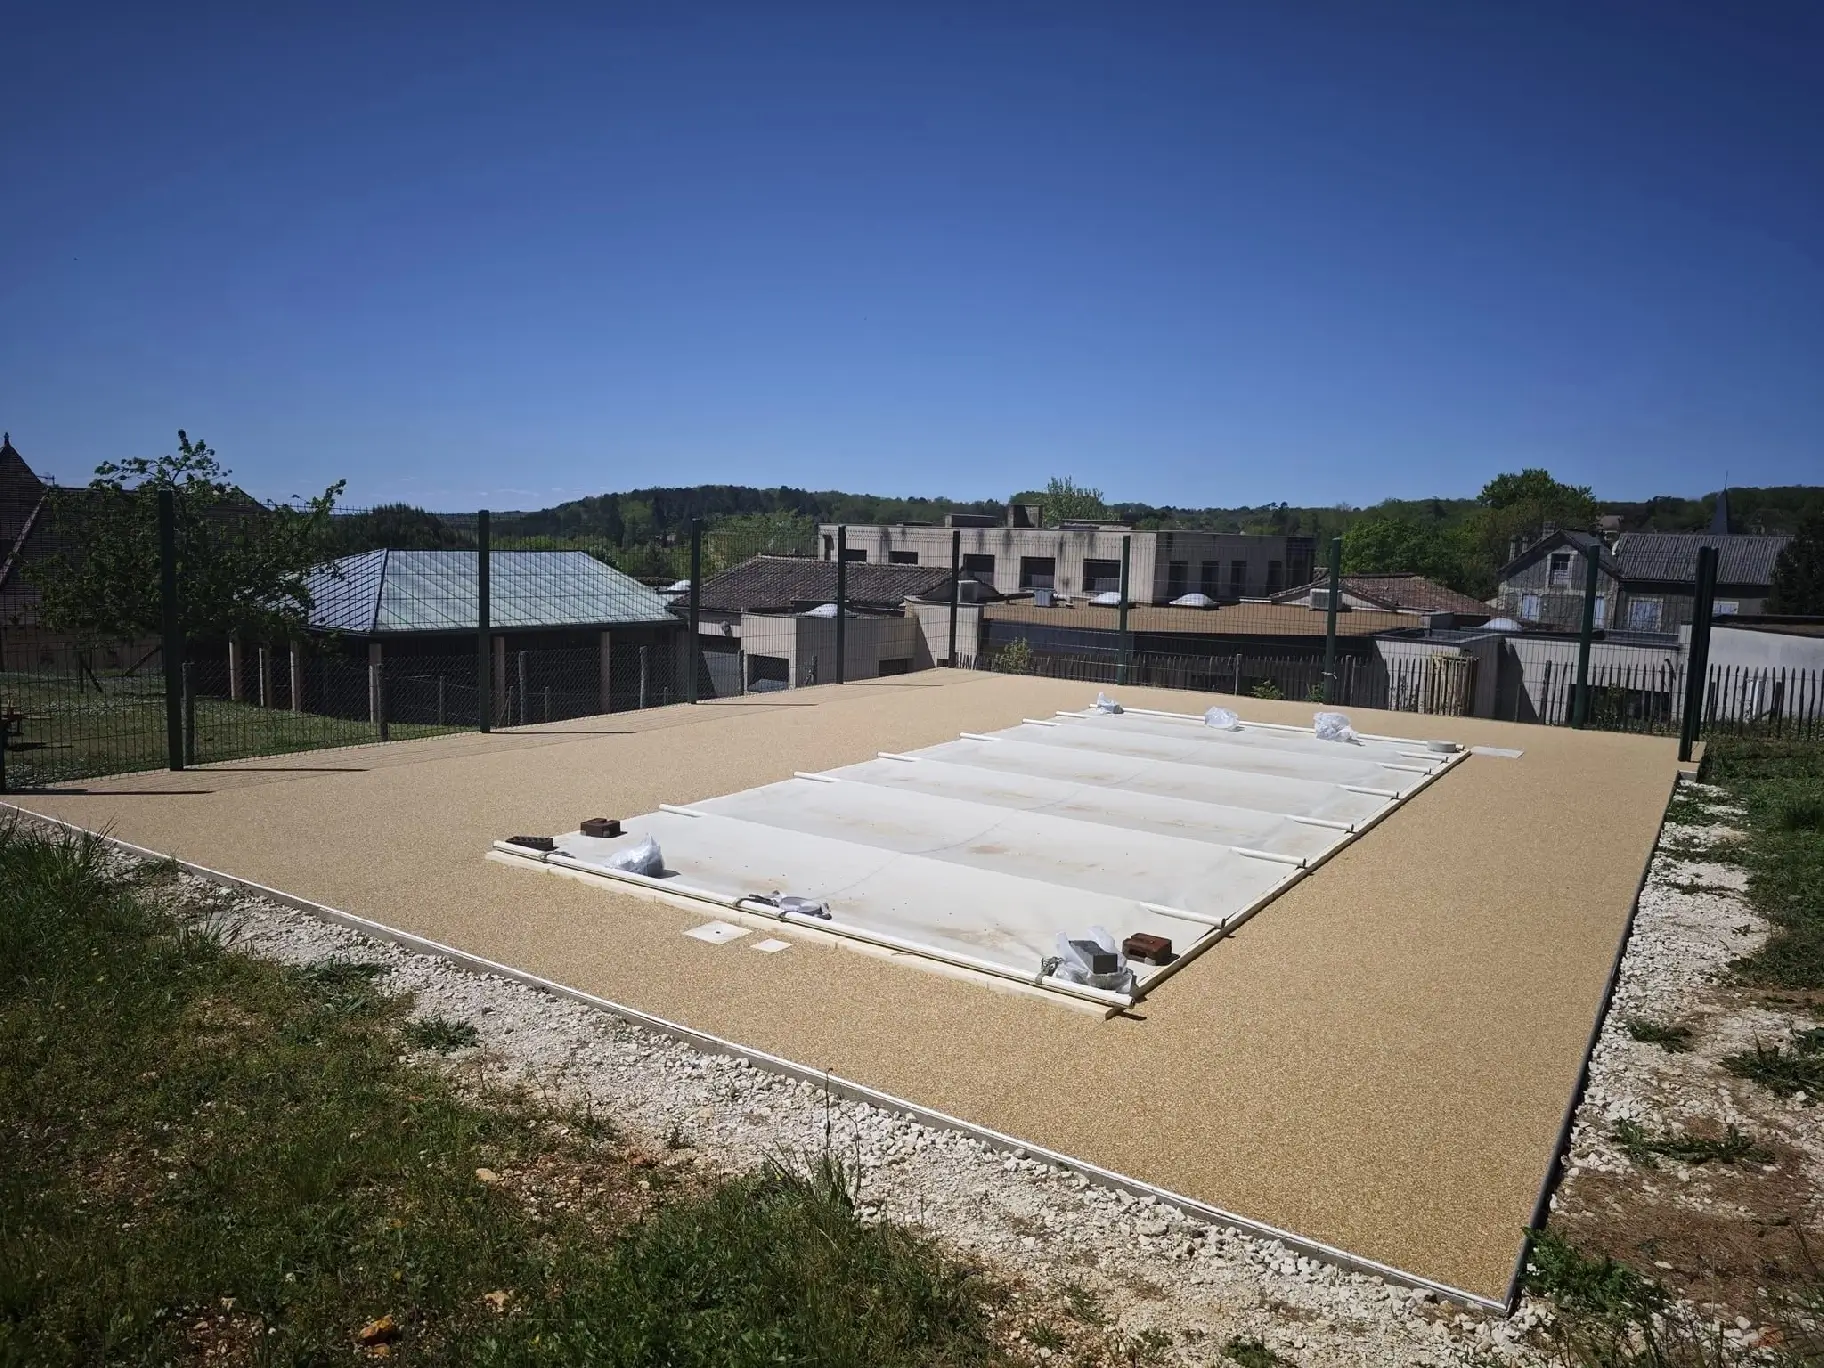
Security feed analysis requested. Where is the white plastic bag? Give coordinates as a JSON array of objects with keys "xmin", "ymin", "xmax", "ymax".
[
  {"xmin": 751, "ymin": 891, "xmax": 831, "ymax": 920},
  {"xmin": 1049, "ymin": 926, "xmax": 1135, "ymax": 994},
  {"xmin": 1092, "ymin": 692, "xmax": 1124, "ymax": 714},
  {"xmin": 1089, "ymin": 591, "xmax": 1123, "ymax": 606},
  {"xmin": 1203, "ymin": 706, "xmax": 1239, "ymax": 730},
  {"xmin": 602, "ymin": 835, "xmax": 664, "ymax": 876},
  {"xmin": 1313, "ymin": 711, "xmax": 1357, "ymax": 743}
]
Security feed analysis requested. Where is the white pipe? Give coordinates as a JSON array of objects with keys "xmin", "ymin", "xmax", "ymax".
[
  {"xmin": 1138, "ymin": 900, "xmax": 1227, "ymax": 928},
  {"xmin": 1341, "ymin": 784, "xmax": 1402, "ymax": 798},
  {"xmin": 958, "ymin": 731, "xmax": 1002, "ymax": 742},
  {"xmin": 1020, "ymin": 718, "xmax": 1060, "ymax": 727},
  {"xmin": 1285, "ymin": 814, "xmax": 1354, "ymax": 832},
  {"xmin": 792, "ymin": 771, "xmax": 838, "ymax": 783},
  {"xmin": 659, "ymin": 803, "xmax": 707, "ymax": 817},
  {"xmin": 1231, "ymin": 845, "xmax": 1306, "ymax": 867},
  {"xmin": 877, "ymin": 751, "xmax": 919, "ymax": 762},
  {"xmin": 1377, "ymin": 762, "xmax": 1437, "ymax": 775}
]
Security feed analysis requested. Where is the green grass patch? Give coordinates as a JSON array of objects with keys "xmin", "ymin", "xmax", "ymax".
[
  {"xmin": 0, "ymin": 820, "xmax": 1010, "ymax": 1366},
  {"xmin": 1623, "ymin": 1017, "xmax": 1694, "ymax": 1052},
  {"xmin": 1723, "ymin": 1033, "xmax": 1824, "ymax": 1100},
  {"xmin": 1610, "ymin": 1120, "xmax": 1771, "ymax": 1168},
  {"xmin": 403, "ymin": 1015, "xmax": 482, "ymax": 1054},
  {"xmin": 1221, "ymin": 1336, "xmax": 1290, "ymax": 1367},
  {"xmin": 1697, "ymin": 739, "xmax": 1824, "ymax": 990},
  {"xmin": 1525, "ymin": 1230, "xmax": 1667, "ymax": 1320}
]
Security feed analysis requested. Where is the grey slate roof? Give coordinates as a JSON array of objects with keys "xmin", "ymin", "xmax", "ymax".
[
  {"xmin": 1274, "ymin": 572, "xmax": 1492, "ymax": 616},
  {"xmin": 1613, "ymin": 533, "xmax": 1791, "ymax": 587},
  {"xmin": 1496, "ymin": 528, "xmax": 1618, "ymax": 582},
  {"xmin": 306, "ymin": 549, "xmax": 677, "ymax": 635},
  {"xmin": 698, "ymin": 555, "xmax": 953, "ymax": 614}
]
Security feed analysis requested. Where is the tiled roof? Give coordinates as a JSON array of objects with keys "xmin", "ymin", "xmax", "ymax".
[
  {"xmin": 697, "ymin": 555, "xmax": 951, "ymax": 614},
  {"xmin": 1614, "ymin": 533, "xmax": 1792, "ymax": 587},
  {"xmin": 1277, "ymin": 572, "xmax": 1491, "ymax": 616},
  {"xmin": 306, "ymin": 549, "xmax": 678, "ymax": 634},
  {"xmin": 984, "ymin": 600, "xmax": 1414, "ymax": 637}
]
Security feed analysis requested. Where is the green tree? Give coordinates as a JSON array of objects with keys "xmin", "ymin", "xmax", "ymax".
[
  {"xmin": 1018, "ymin": 477, "xmax": 1109, "ymax": 526},
  {"xmin": 1340, "ymin": 517, "xmax": 1466, "ymax": 584},
  {"xmin": 1459, "ymin": 468, "xmax": 1599, "ymax": 597},
  {"xmin": 35, "ymin": 432, "xmax": 343, "ymax": 642},
  {"xmin": 322, "ymin": 504, "xmax": 466, "ymax": 556},
  {"xmin": 1767, "ymin": 513, "xmax": 1824, "ymax": 614}
]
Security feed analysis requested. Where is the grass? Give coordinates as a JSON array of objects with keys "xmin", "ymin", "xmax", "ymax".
[
  {"xmin": 0, "ymin": 819, "xmax": 1011, "ymax": 1366},
  {"xmin": 1221, "ymin": 1336, "xmax": 1289, "ymax": 1367},
  {"xmin": 1624, "ymin": 1018, "xmax": 1695, "ymax": 1052},
  {"xmin": 403, "ymin": 1015, "xmax": 483, "ymax": 1053},
  {"xmin": 1722, "ymin": 1030, "xmax": 1824, "ymax": 1099},
  {"xmin": 1, "ymin": 668, "xmax": 457, "ymax": 789},
  {"xmin": 1610, "ymin": 1120, "xmax": 1771, "ymax": 1169},
  {"xmin": 1700, "ymin": 739, "xmax": 1824, "ymax": 990}
]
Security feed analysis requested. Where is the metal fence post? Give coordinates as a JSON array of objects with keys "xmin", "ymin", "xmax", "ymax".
[
  {"xmin": 1677, "ymin": 546, "xmax": 1719, "ymax": 762},
  {"xmin": 835, "ymin": 526, "xmax": 848, "ymax": 685},
  {"xmin": 1571, "ymin": 543, "xmax": 1601, "ymax": 728},
  {"xmin": 686, "ymin": 518, "xmax": 702, "ymax": 704},
  {"xmin": 158, "ymin": 488, "xmax": 185, "ymax": 772},
  {"xmin": 373, "ymin": 663, "xmax": 390, "ymax": 742},
  {"xmin": 182, "ymin": 660, "xmax": 197, "ymax": 766},
  {"xmin": 1321, "ymin": 536, "xmax": 1341, "ymax": 703},
  {"xmin": 476, "ymin": 510, "xmax": 492, "ymax": 733},
  {"xmin": 947, "ymin": 527, "xmax": 961, "ymax": 666},
  {"xmin": 1116, "ymin": 535, "xmax": 1132, "ymax": 685}
]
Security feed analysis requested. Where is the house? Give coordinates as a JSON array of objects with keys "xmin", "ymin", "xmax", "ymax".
[
  {"xmin": 1270, "ymin": 572, "xmax": 1492, "ymax": 625},
  {"xmin": 1495, "ymin": 525, "xmax": 1791, "ymax": 634},
  {"xmin": 819, "ymin": 506, "xmax": 1316, "ymax": 605},
  {"xmin": 1610, "ymin": 533, "xmax": 1791, "ymax": 631},
  {"xmin": 301, "ymin": 548, "xmax": 682, "ymax": 722},
  {"xmin": 1492, "ymin": 531, "xmax": 1621, "ymax": 631},
  {"xmin": 691, "ymin": 554, "xmax": 971, "ymax": 693}
]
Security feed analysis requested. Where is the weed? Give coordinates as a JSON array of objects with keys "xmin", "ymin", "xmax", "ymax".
[
  {"xmin": 1723, "ymin": 1038, "xmax": 1824, "ymax": 1099},
  {"xmin": 1060, "ymin": 1279, "xmax": 1107, "ymax": 1326},
  {"xmin": 1123, "ymin": 1326, "xmax": 1175, "ymax": 1363},
  {"xmin": 1623, "ymin": 1017, "xmax": 1694, "ymax": 1052},
  {"xmin": 1778, "ymin": 795, "xmax": 1824, "ymax": 833},
  {"xmin": 1025, "ymin": 1321, "xmax": 1065, "ymax": 1351},
  {"xmin": 1610, "ymin": 1119, "xmax": 1771, "ymax": 1168},
  {"xmin": 1525, "ymin": 1229, "xmax": 1667, "ymax": 1319},
  {"xmin": 1249, "ymin": 679, "xmax": 1283, "ymax": 700},
  {"xmin": 1222, "ymin": 1335, "xmax": 1289, "ymax": 1367},
  {"xmin": 401, "ymin": 1014, "xmax": 481, "ymax": 1053}
]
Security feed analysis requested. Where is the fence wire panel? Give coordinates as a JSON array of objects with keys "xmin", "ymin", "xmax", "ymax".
[{"xmin": 0, "ymin": 641, "xmax": 170, "ymax": 788}]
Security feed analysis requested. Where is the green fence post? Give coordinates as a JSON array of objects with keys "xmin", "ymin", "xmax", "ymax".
[
  {"xmin": 686, "ymin": 518, "xmax": 702, "ymax": 704},
  {"xmin": 182, "ymin": 660, "xmax": 197, "ymax": 766},
  {"xmin": 1116, "ymin": 535, "xmax": 1132, "ymax": 685},
  {"xmin": 1677, "ymin": 546, "xmax": 1719, "ymax": 762},
  {"xmin": 158, "ymin": 488, "xmax": 185, "ymax": 771},
  {"xmin": 835, "ymin": 526, "xmax": 848, "ymax": 685},
  {"xmin": 1571, "ymin": 542, "xmax": 1601, "ymax": 729},
  {"xmin": 1321, "ymin": 536, "xmax": 1342, "ymax": 704},
  {"xmin": 947, "ymin": 527, "xmax": 961, "ymax": 666},
  {"xmin": 476, "ymin": 510, "xmax": 492, "ymax": 732}
]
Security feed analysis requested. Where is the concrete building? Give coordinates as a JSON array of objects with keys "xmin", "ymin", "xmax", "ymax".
[{"xmin": 818, "ymin": 510, "xmax": 1316, "ymax": 606}]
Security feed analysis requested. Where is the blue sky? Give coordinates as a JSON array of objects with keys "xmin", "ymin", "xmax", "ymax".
[{"xmin": 3, "ymin": 3, "xmax": 1819, "ymax": 510}]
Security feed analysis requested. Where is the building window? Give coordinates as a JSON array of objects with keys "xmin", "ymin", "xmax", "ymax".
[
  {"xmin": 1266, "ymin": 560, "xmax": 1284, "ymax": 593},
  {"xmin": 1714, "ymin": 600, "xmax": 1739, "ymax": 615},
  {"xmin": 1520, "ymin": 593, "xmax": 1542, "ymax": 620},
  {"xmin": 1199, "ymin": 561, "xmax": 1221, "ymax": 596},
  {"xmin": 1081, "ymin": 558, "xmax": 1121, "ymax": 593},
  {"xmin": 1229, "ymin": 560, "xmax": 1247, "ymax": 597},
  {"xmin": 821, "ymin": 534, "xmax": 835, "ymax": 561},
  {"xmin": 1627, "ymin": 599, "xmax": 1662, "ymax": 631},
  {"xmin": 1019, "ymin": 556, "xmax": 1056, "ymax": 590},
  {"xmin": 1166, "ymin": 561, "xmax": 1189, "ymax": 598},
  {"xmin": 1547, "ymin": 551, "xmax": 1574, "ymax": 587},
  {"xmin": 888, "ymin": 551, "xmax": 919, "ymax": 565},
  {"xmin": 961, "ymin": 553, "xmax": 996, "ymax": 582},
  {"xmin": 841, "ymin": 548, "xmax": 867, "ymax": 562},
  {"xmin": 1593, "ymin": 595, "xmax": 1607, "ymax": 628}
]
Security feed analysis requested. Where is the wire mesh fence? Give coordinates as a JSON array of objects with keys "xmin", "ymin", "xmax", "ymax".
[{"xmin": 4, "ymin": 491, "xmax": 1821, "ymax": 792}]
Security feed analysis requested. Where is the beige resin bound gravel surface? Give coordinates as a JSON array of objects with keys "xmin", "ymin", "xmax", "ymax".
[{"xmin": 6, "ymin": 670, "xmax": 1680, "ymax": 1300}]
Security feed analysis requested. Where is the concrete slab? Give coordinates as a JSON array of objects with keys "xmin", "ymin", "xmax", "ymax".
[{"xmin": 2, "ymin": 670, "xmax": 1680, "ymax": 1300}]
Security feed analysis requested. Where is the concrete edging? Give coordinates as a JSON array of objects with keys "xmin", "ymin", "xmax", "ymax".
[{"xmin": 3, "ymin": 801, "xmax": 1508, "ymax": 1316}]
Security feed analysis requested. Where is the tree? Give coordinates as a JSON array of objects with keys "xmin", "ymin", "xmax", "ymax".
[
  {"xmin": 1021, "ymin": 477, "xmax": 1108, "ymax": 526},
  {"xmin": 35, "ymin": 431, "xmax": 343, "ymax": 642},
  {"xmin": 1767, "ymin": 513, "xmax": 1824, "ymax": 614},
  {"xmin": 1459, "ymin": 468, "xmax": 1599, "ymax": 597},
  {"xmin": 1340, "ymin": 517, "xmax": 1467, "ymax": 585},
  {"xmin": 322, "ymin": 504, "xmax": 466, "ymax": 556}
]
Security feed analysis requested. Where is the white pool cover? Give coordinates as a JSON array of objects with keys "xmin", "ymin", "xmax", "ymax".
[{"xmin": 493, "ymin": 705, "xmax": 1470, "ymax": 1008}]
